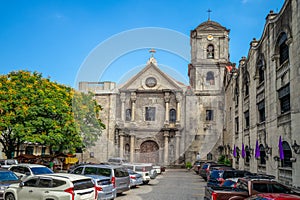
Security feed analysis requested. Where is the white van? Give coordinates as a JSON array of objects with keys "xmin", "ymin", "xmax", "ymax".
[{"xmin": 122, "ymin": 163, "xmax": 152, "ymax": 184}]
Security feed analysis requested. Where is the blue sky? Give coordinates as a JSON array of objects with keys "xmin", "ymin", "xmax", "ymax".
[{"xmin": 0, "ymin": 0, "xmax": 285, "ymax": 88}]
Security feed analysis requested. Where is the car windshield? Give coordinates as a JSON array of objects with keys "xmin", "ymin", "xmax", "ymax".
[
  {"xmin": 0, "ymin": 171, "xmax": 19, "ymax": 181},
  {"xmin": 31, "ymin": 167, "xmax": 53, "ymax": 175}
]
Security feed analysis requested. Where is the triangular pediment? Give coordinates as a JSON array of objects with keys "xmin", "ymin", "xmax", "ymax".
[
  {"xmin": 195, "ymin": 20, "xmax": 229, "ymax": 32},
  {"xmin": 119, "ymin": 61, "xmax": 185, "ymax": 92}
]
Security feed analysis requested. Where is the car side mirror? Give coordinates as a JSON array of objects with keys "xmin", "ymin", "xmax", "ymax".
[
  {"xmin": 19, "ymin": 182, "xmax": 24, "ymax": 187},
  {"xmin": 25, "ymin": 172, "xmax": 30, "ymax": 176}
]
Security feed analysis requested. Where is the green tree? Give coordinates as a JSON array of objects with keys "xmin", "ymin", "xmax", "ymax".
[
  {"xmin": 72, "ymin": 91, "xmax": 105, "ymax": 150},
  {"xmin": 0, "ymin": 70, "xmax": 102, "ymax": 158}
]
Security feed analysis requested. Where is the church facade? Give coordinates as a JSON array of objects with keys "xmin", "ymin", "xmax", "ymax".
[{"xmin": 78, "ymin": 20, "xmax": 230, "ymax": 166}]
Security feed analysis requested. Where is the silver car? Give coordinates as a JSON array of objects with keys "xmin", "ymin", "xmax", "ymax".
[
  {"xmin": 69, "ymin": 164, "xmax": 130, "ymax": 194},
  {"xmin": 86, "ymin": 175, "xmax": 116, "ymax": 200}
]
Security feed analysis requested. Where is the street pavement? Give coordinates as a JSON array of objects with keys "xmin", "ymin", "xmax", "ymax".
[{"xmin": 117, "ymin": 168, "xmax": 206, "ymax": 200}]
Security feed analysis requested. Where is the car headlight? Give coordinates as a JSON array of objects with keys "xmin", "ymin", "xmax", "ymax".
[{"xmin": 0, "ymin": 186, "xmax": 7, "ymax": 190}]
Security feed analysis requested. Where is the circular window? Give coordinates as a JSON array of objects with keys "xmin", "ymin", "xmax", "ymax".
[{"xmin": 145, "ymin": 77, "xmax": 157, "ymax": 88}]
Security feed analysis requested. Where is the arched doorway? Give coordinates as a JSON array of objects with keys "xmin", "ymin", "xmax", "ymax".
[{"xmin": 140, "ymin": 140, "xmax": 159, "ymax": 163}]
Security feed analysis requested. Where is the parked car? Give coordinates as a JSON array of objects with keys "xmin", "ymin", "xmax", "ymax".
[
  {"xmin": 69, "ymin": 164, "xmax": 130, "ymax": 194},
  {"xmin": 122, "ymin": 163, "xmax": 152, "ymax": 184},
  {"xmin": 245, "ymin": 193, "xmax": 300, "ymax": 200},
  {"xmin": 0, "ymin": 160, "xmax": 18, "ymax": 169},
  {"xmin": 4, "ymin": 173, "xmax": 96, "ymax": 200},
  {"xmin": 127, "ymin": 169, "xmax": 143, "ymax": 188},
  {"xmin": 204, "ymin": 175, "xmax": 300, "ymax": 200},
  {"xmin": 107, "ymin": 157, "xmax": 128, "ymax": 165},
  {"xmin": 199, "ymin": 162, "xmax": 227, "ymax": 181},
  {"xmin": 193, "ymin": 161, "xmax": 202, "ymax": 174},
  {"xmin": 86, "ymin": 174, "xmax": 116, "ymax": 200},
  {"xmin": 152, "ymin": 164, "xmax": 162, "ymax": 174},
  {"xmin": 0, "ymin": 169, "xmax": 21, "ymax": 200},
  {"xmin": 8, "ymin": 164, "xmax": 53, "ymax": 181},
  {"xmin": 207, "ymin": 170, "xmax": 252, "ymax": 187},
  {"xmin": 219, "ymin": 178, "xmax": 239, "ymax": 188}
]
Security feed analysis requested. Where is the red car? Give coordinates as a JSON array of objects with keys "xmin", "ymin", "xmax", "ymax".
[{"xmin": 246, "ymin": 193, "xmax": 300, "ymax": 200}]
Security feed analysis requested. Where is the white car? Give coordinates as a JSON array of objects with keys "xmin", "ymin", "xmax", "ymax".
[
  {"xmin": 4, "ymin": 173, "xmax": 97, "ymax": 200},
  {"xmin": 122, "ymin": 163, "xmax": 152, "ymax": 184},
  {"xmin": 8, "ymin": 164, "xmax": 53, "ymax": 181}
]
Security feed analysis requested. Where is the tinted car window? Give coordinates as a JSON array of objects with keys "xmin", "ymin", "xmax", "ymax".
[
  {"xmin": 52, "ymin": 179, "xmax": 66, "ymax": 187},
  {"xmin": 210, "ymin": 170, "xmax": 223, "ymax": 179},
  {"xmin": 38, "ymin": 178, "xmax": 52, "ymax": 187},
  {"xmin": 24, "ymin": 178, "xmax": 38, "ymax": 187},
  {"xmin": 0, "ymin": 171, "xmax": 19, "ymax": 181},
  {"xmin": 252, "ymin": 183, "xmax": 269, "ymax": 193},
  {"xmin": 96, "ymin": 168, "xmax": 111, "ymax": 177},
  {"xmin": 270, "ymin": 183, "xmax": 289, "ymax": 193},
  {"xmin": 72, "ymin": 167, "xmax": 84, "ymax": 174},
  {"xmin": 222, "ymin": 180, "xmax": 236, "ymax": 187},
  {"xmin": 73, "ymin": 179, "xmax": 95, "ymax": 190},
  {"xmin": 114, "ymin": 168, "xmax": 129, "ymax": 177},
  {"xmin": 31, "ymin": 167, "xmax": 53, "ymax": 175}
]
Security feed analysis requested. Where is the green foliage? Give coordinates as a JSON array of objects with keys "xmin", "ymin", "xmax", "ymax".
[
  {"xmin": 0, "ymin": 70, "xmax": 105, "ymax": 158},
  {"xmin": 72, "ymin": 91, "xmax": 105, "ymax": 149},
  {"xmin": 186, "ymin": 161, "xmax": 192, "ymax": 169},
  {"xmin": 218, "ymin": 155, "xmax": 225, "ymax": 164},
  {"xmin": 218, "ymin": 155, "xmax": 232, "ymax": 166}
]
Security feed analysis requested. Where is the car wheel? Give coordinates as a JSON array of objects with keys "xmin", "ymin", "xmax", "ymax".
[
  {"xmin": 5, "ymin": 193, "xmax": 15, "ymax": 200},
  {"xmin": 143, "ymin": 180, "xmax": 149, "ymax": 184}
]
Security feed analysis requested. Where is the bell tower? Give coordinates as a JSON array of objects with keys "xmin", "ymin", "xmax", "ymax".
[
  {"xmin": 186, "ymin": 19, "xmax": 231, "ymax": 161},
  {"xmin": 188, "ymin": 20, "xmax": 230, "ymax": 93}
]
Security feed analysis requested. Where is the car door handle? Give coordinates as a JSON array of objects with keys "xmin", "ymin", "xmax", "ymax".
[
  {"xmin": 45, "ymin": 191, "xmax": 49, "ymax": 193},
  {"xmin": 29, "ymin": 190, "xmax": 33, "ymax": 193}
]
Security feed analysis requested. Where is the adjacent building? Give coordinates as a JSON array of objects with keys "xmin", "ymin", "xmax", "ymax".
[{"xmin": 224, "ymin": 0, "xmax": 300, "ymax": 187}]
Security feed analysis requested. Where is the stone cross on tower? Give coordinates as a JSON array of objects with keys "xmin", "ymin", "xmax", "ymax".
[
  {"xmin": 207, "ymin": 9, "xmax": 212, "ymax": 21},
  {"xmin": 149, "ymin": 48, "xmax": 156, "ymax": 57}
]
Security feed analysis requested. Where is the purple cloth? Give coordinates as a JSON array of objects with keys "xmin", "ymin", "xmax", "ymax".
[
  {"xmin": 242, "ymin": 143, "xmax": 246, "ymax": 158},
  {"xmin": 279, "ymin": 136, "xmax": 284, "ymax": 160},
  {"xmin": 255, "ymin": 140, "xmax": 260, "ymax": 158},
  {"xmin": 233, "ymin": 144, "xmax": 237, "ymax": 157}
]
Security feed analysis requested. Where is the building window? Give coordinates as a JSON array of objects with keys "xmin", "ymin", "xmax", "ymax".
[
  {"xmin": 257, "ymin": 100, "xmax": 265, "ymax": 122},
  {"xmin": 278, "ymin": 84, "xmax": 290, "ymax": 114},
  {"xmin": 257, "ymin": 60, "xmax": 264, "ymax": 83},
  {"xmin": 125, "ymin": 109, "xmax": 131, "ymax": 121},
  {"xmin": 145, "ymin": 107, "xmax": 156, "ymax": 121},
  {"xmin": 244, "ymin": 75, "xmax": 250, "ymax": 97},
  {"xmin": 245, "ymin": 146, "xmax": 250, "ymax": 163},
  {"xmin": 206, "ymin": 110, "xmax": 214, "ymax": 121},
  {"xmin": 244, "ymin": 110, "xmax": 250, "ymax": 129},
  {"xmin": 235, "ymin": 84, "xmax": 239, "ymax": 106},
  {"xmin": 278, "ymin": 33, "xmax": 289, "ymax": 65},
  {"xmin": 207, "ymin": 44, "xmax": 214, "ymax": 59},
  {"xmin": 206, "ymin": 71, "xmax": 215, "ymax": 85},
  {"xmin": 281, "ymin": 141, "xmax": 292, "ymax": 168},
  {"xmin": 259, "ymin": 145, "xmax": 266, "ymax": 165},
  {"xmin": 235, "ymin": 117, "xmax": 239, "ymax": 134},
  {"xmin": 42, "ymin": 147, "xmax": 46, "ymax": 156},
  {"xmin": 25, "ymin": 146, "xmax": 34, "ymax": 155},
  {"xmin": 169, "ymin": 109, "xmax": 176, "ymax": 123}
]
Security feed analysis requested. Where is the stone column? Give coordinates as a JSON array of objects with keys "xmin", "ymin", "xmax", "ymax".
[
  {"xmin": 130, "ymin": 134, "xmax": 135, "ymax": 163},
  {"xmin": 130, "ymin": 92, "xmax": 136, "ymax": 121},
  {"xmin": 120, "ymin": 93, "xmax": 126, "ymax": 121},
  {"xmin": 176, "ymin": 93, "xmax": 182, "ymax": 124},
  {"xmin": 175, "ymin": 131, "xmax": 181, "ymax": 164},
  {"xmin": 164, "ymin": 131, "xmax": 169, "ymax": 165},
  {"xmin": 164, "ymin": 92, "xmax": 170, "ymax": 123},
  {"xmin": 119, "ymin": 132, "xmax": 124, "ymax": 158}
]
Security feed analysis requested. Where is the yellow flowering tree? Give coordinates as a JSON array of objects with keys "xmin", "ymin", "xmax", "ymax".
[{"xmin": 0, "ymin": 71, "xmax": 95, "ymax": 158}]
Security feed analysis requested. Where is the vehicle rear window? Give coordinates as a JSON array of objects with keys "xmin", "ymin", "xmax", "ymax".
[
  {"xmin": 97, "ymin": 179, "xmax": 111, "ymax": 186},
  {"xmin": 210, "ymin": 170, "xmax": 223, "ymax": 179},
  {"xmin": 252, "ymin": 183, "xmax": 269, "ymax": 193},
  {"xmin": 114, "ymin": 168, "xmax": 129, "ymax": 177},
  {"xmin": 222, "ymin": 180, "xmax": 236, "ymax": 187},
  {"xmin": 73, "ymin": 179, "xmax": 95, "ymax": 190},
  {"xmin": 202, "ymin": 164, "xmax": 209, "ymax": 169},
  {"xmin": 84, "ymin": 167, "xmax": 111, "ymax": 177},
  {"xmin": 31, "ymin": 167, "xmax": 53, "ymax": 175}
]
